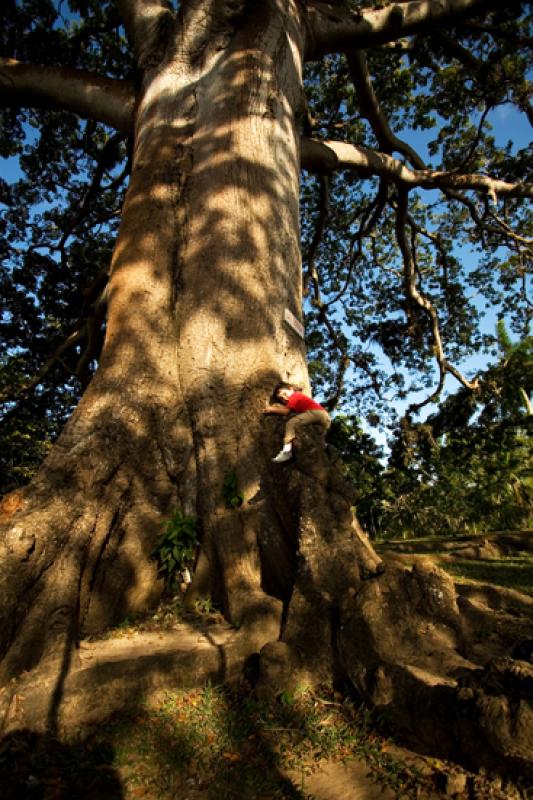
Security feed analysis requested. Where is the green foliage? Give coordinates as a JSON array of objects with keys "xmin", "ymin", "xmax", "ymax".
[
  {"xmin": 193, "ymin": 597, "xmax": 217, "ymax": 615},
  {"xmin": 222, "ymin": 471, "xmax": 244, "ymax": 509},
  {"xmin": 1, "ymin": 0, "xmax": 132, "ymax": 490},
  {"xmin": 0, "ymin": 352, "xmax": 78, "ymax": 492},
  {"xmin": 327, "ymin": 327, "xmax": 531, "ymax": 540},
  {"xmin": 152, "ymin": 510, "xmax": 198, "ymax": 585},
  {"xmin": 376, "ymin": 329, "xmax": 532, "ymax": 538},
  {"xmin": 302, "ymin": 7, "xmax": 532, "ymax": 420},
  {"xmin": 327, "ymin": 414, "xmax": 386, "ymax": 538}
]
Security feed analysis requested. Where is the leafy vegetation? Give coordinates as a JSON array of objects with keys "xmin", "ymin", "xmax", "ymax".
[
  {"xmin": 330, "ymin": 327, "xmax": 532, "ymax": 540},
  {"xmin": 152, "ymin": 510, "xmax": 198, "ymax": 587},
  {"xmin": 221, "ymin": 472, "xmax": 244, "ymax": 510}
]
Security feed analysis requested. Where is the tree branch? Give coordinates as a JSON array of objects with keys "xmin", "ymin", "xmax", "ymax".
[
  {"xmin": 175, "ymin": 1, "xmax": 249, "ymax": 67},
  {"xmin": 304, "ymin": 0, "xmax": 499, "ymax": 59},
  {"xmin": 300, "ymin": 137, "xmax": 533, "ymax": 199},
  {"xmin": 304, "ymin": 177, "xmax": 381, "ymax": 408},
  {"xmin": 304, "ymin": 175, "xmax": 330, "ymax": 296},
  {"xmin": 117, "ymin": 0, "xmax": 177, "ymax": 69},
  {"xmin": 58, "ymin": 132, "xmax": 129, "ymax": 251},
  {"xmin": 346, "ymin": 50, "xmax": 426, "ymax": 170},
  {"xmin": 0, "ymin": 58, "xmax": 135, "ymax": 134},
  {"xmin": 433, "ymin": 31, "xmax": 533, "ymax": 125},
  {"xmin": 460, "ymin": 20, "xmax": 533, "ymax": 49},
  {"xmin": 325, "ymin": 180, "xmax": 389, "ymax": 307},
  {"xmin": 394, "ymin": 189, "xmax": 479, "ymax": 414}
]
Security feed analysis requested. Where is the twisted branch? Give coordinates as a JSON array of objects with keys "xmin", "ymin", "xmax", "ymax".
[
  {"xmin": 301, "ymin": 137, "xmax": 533, "ymax": 199},
  {"xmin": 394, "ymin": 190, "xmax": 479, "ymax": 414},
  {"xmin": 346, "ymin": 50, "xmax": 425, "ymax": 170}
]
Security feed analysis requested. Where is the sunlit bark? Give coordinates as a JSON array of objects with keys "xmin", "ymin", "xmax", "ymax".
[
  {"xmin": 0, "ymin": 58, "xmax": 135, "ymax": 133},
  {"xmin": 301, "ymin": 137, "xmax": 533, "ymax": 199}
]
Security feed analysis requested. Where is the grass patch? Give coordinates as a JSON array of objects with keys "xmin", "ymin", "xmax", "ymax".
[
  {"xmin": 105, "ymin": 685, "xmax": 430, "ymax": 800},
  {"xmin": 0, "ymin": 686, "xmax": 434, "ymax": 800},
  {"xmin": 437, "ymin": 554, "xmax": 533, "ymax": 597},
  {"xmin": 377, "ymin": 535, "xmax": 533, "ymax": 597},
  {"xmin": 96, "ymin": 593, "xmax": 226, "ymax": 641}
]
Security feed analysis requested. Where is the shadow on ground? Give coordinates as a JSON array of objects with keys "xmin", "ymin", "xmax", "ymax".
[{"xmin": 0, "ymin": 728, "xmax": 124, "ymax": 799}]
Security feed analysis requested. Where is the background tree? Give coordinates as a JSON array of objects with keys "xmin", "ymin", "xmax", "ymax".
[
  {"xmin": 377, "ymin": 326, "xmax": 532, "ymax": 538},
  {"xmin": 0, "ymin": 0, "xmax": 531, "ymax": 704}
]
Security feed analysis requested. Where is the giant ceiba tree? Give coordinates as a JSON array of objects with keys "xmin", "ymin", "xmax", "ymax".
[{"xmin": 1, "ymin": 0, "xmax": 533, "ymax": 767}]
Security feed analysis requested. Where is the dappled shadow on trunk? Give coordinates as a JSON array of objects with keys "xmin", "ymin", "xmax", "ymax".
[
  {"xmin": 257, "ymin": 422, "xmax": 383, "ymax": 680},
  {"xmin": 0, "ymin": 0, "xmax": 312, "ymax": 684}
]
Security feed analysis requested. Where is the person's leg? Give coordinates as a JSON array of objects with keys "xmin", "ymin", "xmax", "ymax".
[
  {"xmin": 273, "ymin": 411, "xmax": 330, "ymax": 462},
  {"xmin": 271, "ymin": 415, "xmax": 299, "ymax": 462},
  {"xmin": 283, "ymin": 414, "xmax": 301, "ymax": 445},
  {"xmin": 284, "ymin": 410, "xmax": 330, "ymax": 443}
]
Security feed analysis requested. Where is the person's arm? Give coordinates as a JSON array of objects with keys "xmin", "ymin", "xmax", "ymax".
[{"xmin": 263, "ymin": 404, "xmax": 291, "ymax": 415}]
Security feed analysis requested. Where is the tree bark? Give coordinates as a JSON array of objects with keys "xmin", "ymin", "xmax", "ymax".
[
  {"xmin": 304, "ymin": 0, "xmax": 499, "ymax": 58},
  {"xmin": 0, "ymin": 0, "xmax": 382, "ymax": 684},
  {"xmin": 0, "ymin": 58, "xmax": 135, "ymax": 134},
  {"xmin": 301, "ymin": 138, "xmax": 533, "ymax": 198}
]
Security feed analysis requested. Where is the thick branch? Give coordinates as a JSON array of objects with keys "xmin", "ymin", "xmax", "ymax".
[
  {"xmin": 346, "ymin": 50, "xmax": 426, "ymax": 170},
  {"xmin": 117, "ymin": 0, "xmax": 176, "ymax": 69},
  {"xmin": 0, "ymin": 59, "xmax": 135, "ymax": 134},
  {"xmin": 304, "ymin": 0, "xmax": 499, "ymax": 59},
  {"xmin": 176, "ymin": 1, "xmax": 249, "ymax": 67},
  {"xmin": 300, "ymin": 137, "xmax": 533, "ymax": 199}
]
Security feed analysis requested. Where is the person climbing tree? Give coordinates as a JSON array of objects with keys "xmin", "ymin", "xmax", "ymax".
[{"xmin": 264, "ymin": 383, "xmax": 331, "ymax": 462}]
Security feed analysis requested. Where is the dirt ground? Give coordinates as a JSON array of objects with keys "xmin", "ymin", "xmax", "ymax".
[{"xmin": 1, "ymin": 533, "xmax": 532, "ymax": 800}]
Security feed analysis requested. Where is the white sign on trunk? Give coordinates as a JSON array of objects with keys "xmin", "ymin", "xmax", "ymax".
[{"xmin": 284, "ymin": 308, "xmax": 305, "ymax": 340}]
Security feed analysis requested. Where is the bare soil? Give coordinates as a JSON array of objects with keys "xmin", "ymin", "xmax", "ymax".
[{"xmin": 1, "ymin": 535, "xmax": 532, "ymax": 799}]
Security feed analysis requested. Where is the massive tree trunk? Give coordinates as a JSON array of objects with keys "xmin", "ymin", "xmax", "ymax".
[
  {"xmin": 1, "ymin": 0, "xmax": 532, "ymax": 780},
  {"xmin": 0, "ymin": 0, "xmax": 380, "ymax": 683}
]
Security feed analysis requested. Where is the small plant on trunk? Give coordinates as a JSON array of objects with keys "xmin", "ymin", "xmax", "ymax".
[
  {"xmin": 222, "ymin": 471, "xmax": 244, "ymax": 509},
  {"xmin": 153, "ymin": 510, "xmax": 198, "ymax": 587}
]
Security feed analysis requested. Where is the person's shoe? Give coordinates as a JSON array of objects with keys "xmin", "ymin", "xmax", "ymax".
[{"xmin": 272, "ymin": 450, "xmax": 292, "ymax": 463}]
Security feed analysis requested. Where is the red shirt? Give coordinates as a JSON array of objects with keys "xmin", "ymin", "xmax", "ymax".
[{"xmin": 286, "ymin": 392, "xmax": 326, "ymax": 413}]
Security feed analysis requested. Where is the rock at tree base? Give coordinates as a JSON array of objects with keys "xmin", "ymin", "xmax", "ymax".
[
  {"xmin": 338, "ymin": 562, "xmax": 533, "ymax": 778},
  {"xmin": 257, "ymin": 431, "xmax": 533, "ymax": 780}
]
